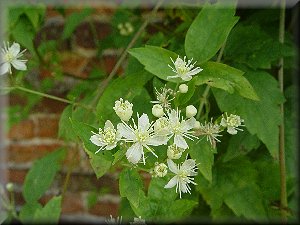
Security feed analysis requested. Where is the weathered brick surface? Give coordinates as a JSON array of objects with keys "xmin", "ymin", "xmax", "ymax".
[
  {"xmin": 7, "ymin": 169, "xmax": 28, "ymax": 184},
  {"xmin": 8, "ymin": 143, "xmax": 62, "ymax": 163},
  {"xmin": 8, "ymin": 119, "xmax": 34, "ymax": 140},
  {"xmin": 88, "ymin": 201, "xmax": 119, "ymax": 217},
  {"xmin": 35, "ymin": 116, "xmax": 59, "ymax": 138}
]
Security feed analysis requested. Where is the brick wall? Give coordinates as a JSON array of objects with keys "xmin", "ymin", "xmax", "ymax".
[{"xmin": 3, "ymin": 5, "xmax": 156, "ymax": 223}]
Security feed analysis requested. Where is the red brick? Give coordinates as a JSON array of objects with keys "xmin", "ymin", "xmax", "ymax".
[
  {"xmin": 63, "ymin": 148, "xmax": 81, "ymax": 168},
  {"xmin": 8, "ymin": 119, "xmax": 34, "ymax": 140},
  {"xmin": 8, "ymin": 143, "xmax": 62, "ymax": 163},
  {"xmin": 7, "ymin": 169, "xmax": 28, "ymax": 184},
  {"xmin": 88, "ymin": 201, "xmax": 119, "ymax": 217},
  {"xmin": 61, "ymin": 192, "xmax": 85, "ymax": 214},
  {"xmin": 102, "ymin": 55, "xmax": 123, "ymax": 75},
  {"xmin": 32, "ymin": 98, "xmax": 68, "ymax": 114},
  {"xmin": 36, "ymin": 117, "xmax": 59, "ymax": 138}
]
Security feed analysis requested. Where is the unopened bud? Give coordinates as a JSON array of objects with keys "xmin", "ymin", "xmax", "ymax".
[
  {"xmin": 186, "ymin": 105, "xmax": 197, "ymax": 118},
  {"xmin": 152, "ymin": 104, "xmax": 164, "ymax": 118},
  {"xmin": 179, "ymin": 84, "xmax": 188, "ymax": 93}
]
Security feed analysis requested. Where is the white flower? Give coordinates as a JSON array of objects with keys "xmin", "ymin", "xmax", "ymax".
[
  {"xmin": 151, "ymin": 85, "xmax": 175, "ymax": 110},
  {"xmin": 186, "ymin": 105, "xmax": 197, "ymax": 118},
  {"xmin": 194, "ymin": 121, "xmax": 201, "ymax": 129},
  {"xmin": 167, "ymin": 144, "xmax": 185, "ymax": 159},
  {"xmin": 113, "ymin": 98, "xmax": 133, "ymax": 122},
  {"xmin": 179, "ymin": 84, "xmax": 188, "ymax": 93},
  {"xmin": 196, "ymin": 120, "xmax": 222, "ymax": 148},
  {"xmin": 152, "ymin": 104, "xmax": 164, "ymax": 118},
  {"xmin": 164, "ymin": 159, "xmax": 198, "ymax": 198},
  {"xmin": 220, "ymin": 113, "xmax": 244, "ymax": 135},
  {"xmin": 153, "ymin": 117, "xmax": 170, "ymax": 135},
  {"xmin": 105, "ymin": 215, "xmax": 122, "ymax": 224},
  {"xmin": 117, "ymin": 113, "xmax": 168, "ymax": 165},
  {"xmin": 153, "ymin": 162, "xmax": 168, "ymax": 177},
  {"xmin": 167, "ymin": 108, "xmax": 197, "ymax": 149},
  {"xmin": 167, "ymin": 56, "xmax": 203, "ymax": 81},
  {"xmin": 90, "ymin": 120, "xmax": 121, "ymax": 153},
  {"xmin": 130, "ymin": 216, "xmax": 146, "ymax": 225},
  {"xmin": 1, "ymin": 42, "xmax": 27, "ymax": 75}
]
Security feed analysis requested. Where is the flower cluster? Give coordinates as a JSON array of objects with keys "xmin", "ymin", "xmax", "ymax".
[
  {"xmin": 117, "ymin": 22, "xmax": 134, "ymax": 36},
  {"xmin": 90, "ymin": 55, "xmax": 244, "ymax": 199}
]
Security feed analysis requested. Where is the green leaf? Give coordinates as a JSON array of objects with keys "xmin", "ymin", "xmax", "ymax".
[
  {"xmin": 19, "ymin": 202, "xmax": 43, "ymax": 223},
  {"xmin": 85, "ymin": 150, "xmax": 112, "ymax": 179},
  {"xmin": 195, "ymin": 62, "xmax": 259, "ymax": 100},
  {"xmin": 147, "ymin": 177, "xmax": 177, "ymax": 201},
  {"xmin": 119, "ymin": 168, "xmax": 146, "ymax": 209},
  {"xmin": 112, "ymin": 148, "xmax": 126, "ymax": 165},
  {"xmin": 58, "ymin": 105, "xmax": 77, "ymax": 141},
  {"xmin": 222, "ymin": 129, "xmax": 260, "ymax": 162},
  {"xmin": 96, "ymin": 72, "xmax": 153, "ymax": 125},
  {"xmin": 0, "ymin": 211, "xmax": 8, "ymax": 224},
  {"xmin": 11, "ymin": 17, "xmax": 35, "ymax": 54},
  {"xmin": 189, "ymin": 139, "xmax": 215, "ymax": 182},
  {"xmin": 185, "ymin": 1, "xmax": 239, "ymax": 64},
  {"xmin": 33, "ymin": 196, "xmax": 62, "ymax": 224},
  {"xmin": 175, "ymin": 78, "xmax": 196, "ymax": 106},
  {"xmin": 212, "ymin": 70, "xmax": 284, "ymax": 158},
  {"xmin": 128, "ymin": 45, "xmax": 179, "ymax": 83},
  {"xmin": 24, "ymin": 6, "xmax": 45, "ymax": 31},
  {"xmin": 224, "ymin": 24, "xmax": 293, "ymax": 69},
  {"xmin": 167, "ymin": 199, "xmax": 198, "ymax": 220},
  {"xmin": 62, "ymin": 8, "xmax": 93, "ymax": 39},
  {"xmin": 70, "ymin": 118, "xmax": 98, "ymax": 153},
  {"xmin": 118, "ymin": 198, "xmax": 136, "ymax": 220},
  {"xmin": 196, "ymin": 156, "xmax": 267, "ymax": 220},
  {"xmin": 23, "ymin": 149, "xmax": 66, "ymax": 203}
]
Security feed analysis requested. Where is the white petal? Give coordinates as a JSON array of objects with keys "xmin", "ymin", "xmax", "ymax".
[
  {"xmin": 90, "ymin": 134, "xmax": 105, "ymax": 147},
  {"xmin": 181, "ymin": 159, "xmax": 196, "ymax": 171},
  {"xmin": 0, "ymin": 62, "xmax": 9, "ymax": 75},
  {"xmin": 126, "ymin": 143, "xmax": 143, "ymax": 164},
  {"xmin": 105, "ymin": 120, "xmax": 114, "ymax": 129},
  {"xmin": 11, "ymin": 60, "xmax": 27, "ymax": 71},
  {"xmin": 167, "ymin": 159, "xmax": 179, "ymax": 174},
  {"xmin": 147, "ymin": 135, "xmax": 168, "ymax": 146},
  {"xmin": 174, "ymin": 134, "xmax": 188, "ymax": 149},
  {"xmin": 181, "ymin": 75, "xmax": 192, "ymax": 81},
  {"xmin": 227, "ymin": 127, "xmax": 237, "ymax": 135},
  {"xmin": 220, "ymin": 118, "xmax": 227, "ymax": 127},
  {"xmin": 117, "ymin": 123, "xmax": 135, "ymax": 140},
  {"xmin": 9, "ymin": 42, "xmax": 20, "ymax": 56},
  {"xmin": 106, "ymin": 143, "xmax": 117, "ymax": 150},
  {"xmin": 164, "ymin": 176, "xmax": 178, "ymax": 189},
  {"xmin": 138, "ymin": 113, "xmax": 150, "ymax": 132},
  {"xmin": 182, "ymin": 117, "xmax": 196, "ymax": 131},
  {"xmin": 168, "ymin": 110, "xmax": 178, "ymax": 124},
  {"xmin": 179, "ymin": 179, "xmax": 189, "ymax": 193}
]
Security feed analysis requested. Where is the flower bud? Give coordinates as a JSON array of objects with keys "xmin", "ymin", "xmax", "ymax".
[
  {"xmin": 113, "ymin": 98, "xmax": 133, "ymax": 121},
  {"xmin": 179, "ymin": 84, "xmax": 188, "ymax": 93},
  {"xmin": 194, "ymin": 121, "xmax": 201, "ymax": 129},
  {"xmin": 153, "ymin": 162, "xmax": 168, "ymax": 177},
  {"xmin": 6, "ymin": 183, "xmax": 14, "ymax": 192},
  {"xmin": 186, "ymin": 105, "xmax": 197, "ymax": 118},
  {"xmin": 167, "ymin": 144, "xmax": 184, "ymax": 159},
  {"xmin": 152, "ymin": 104, "xmax": 164, "ymax": 117}
]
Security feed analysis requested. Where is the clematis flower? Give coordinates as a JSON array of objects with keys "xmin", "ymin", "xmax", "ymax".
[
  {"xmin": 90, "ymin": 120, "xmax": 121, "ymax": 153},
  {"xmin": 167, "ymin": 144, "xmax": 185, "ymax": 160},
  {"xmin": 153, "ymin": 162, "xmax": 168, "ymax": 177},
  {"xmin": 150, "ymin": 85, "xmax": 175, "ymax": 110},
  {"xmin": 117, "ymin": 113, "xmax": 168, "ymax": 165},
  {"xmin": 113, "ymin": 98, "xmax": 133, "ymax": 122},
  {"xmin": 167, "ymin": 56, "xmax": 202, "ymax": 81},
  {"xmin": 220, "ymin": 112, "xmax": 244, "ymax": 135},
  {"xmin": 0, "ymin": 42, "xmax": 27, "ymax": 75},
  {"xmin": 130, "ymin": 216, "xmax": 146, "ymax": 225},
  {"xmin": 105, "ymin": 215, "xmax": 122, "ymax": 224},
  {"xmin": 195, "ymin": 119, "xmax": 222, "ymax": 148},
  {"xmin": 164, "ymin": 159, "xmax": 198, "ymax": 198},
  {"xmin": 167, "ymin": 108, "xmax": 197, "ymax": 149}
]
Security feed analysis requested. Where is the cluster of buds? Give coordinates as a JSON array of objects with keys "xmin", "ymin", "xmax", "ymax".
[{"xmin": 117, "ymin": 22, "xmax": 134, "ymax": 36}]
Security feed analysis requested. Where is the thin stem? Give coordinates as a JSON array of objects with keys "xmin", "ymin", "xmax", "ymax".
[
  {"xmin": 278, "ymin": 0, "xmax": 288, "ymax": 222},
  {"xmin": 196, "ymin": 41, "xmax": 227, "ymax": 120},
  {"xmin": 90, "ymin": 0, "xmax": 164, "ymax": 107},
  {"xmin": 13, "ymin": 86, "xmax": 95, "ymax": 112},
  {"xmin": 122, "ymin": 163, "xmax": 150, "ymax": 172}
]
